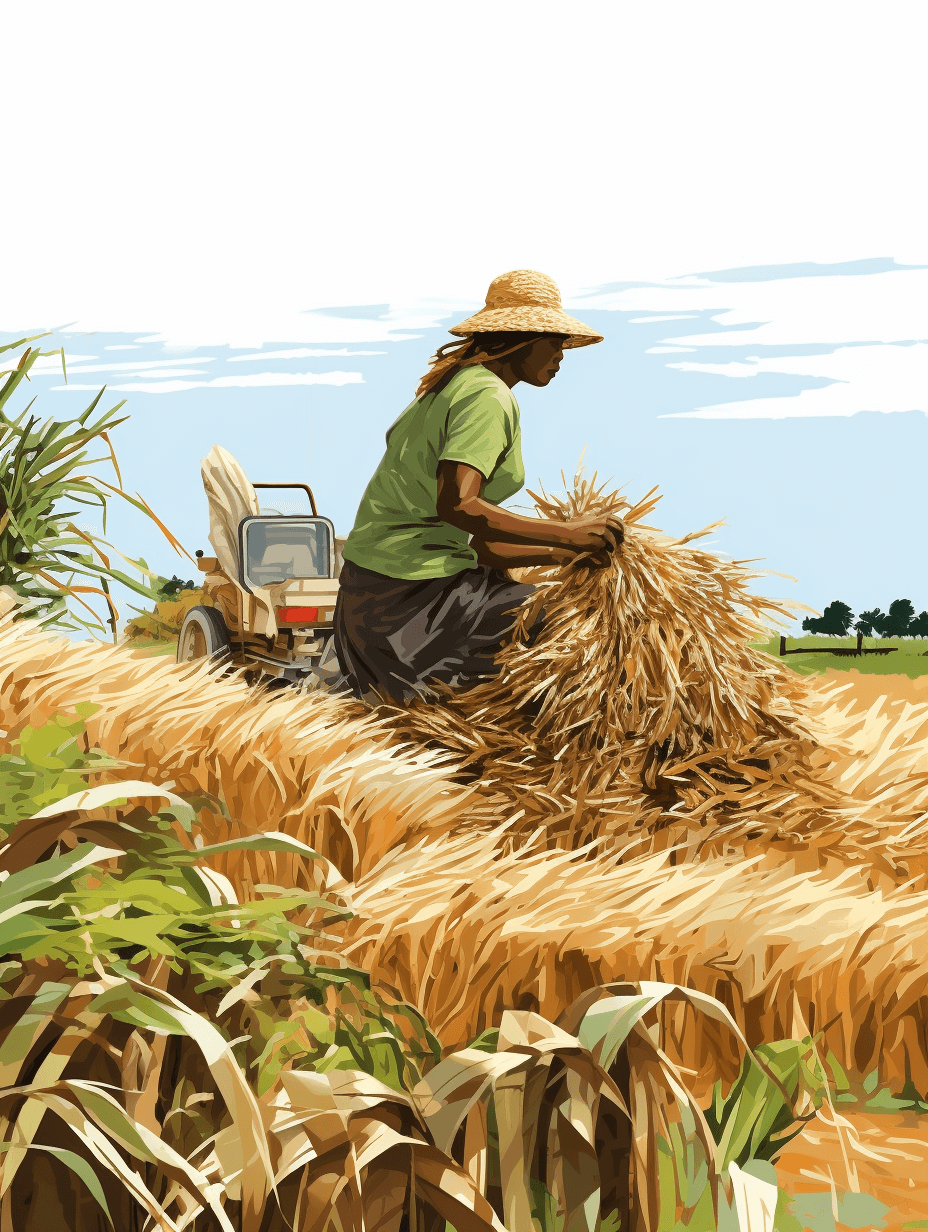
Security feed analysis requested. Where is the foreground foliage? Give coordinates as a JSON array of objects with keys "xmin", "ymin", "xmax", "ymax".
[
  {"xmin": 0, "ymin": 336, "xmax": 188, "ymax": 635},
  {"xmin": 0, "ymin": 715, "xmax": 825, "ymax": 1230},
  {"xmin": 0, "ymin": 716, "xmax": 440, "ymax": 1228}
]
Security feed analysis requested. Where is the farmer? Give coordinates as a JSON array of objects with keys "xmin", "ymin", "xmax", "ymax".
[{"xmin": 333, "ymin": 269, "xmax": 623, "ymax": 704}]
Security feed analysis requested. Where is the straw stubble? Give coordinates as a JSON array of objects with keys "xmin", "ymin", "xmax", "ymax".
[{"xmin": 2, "ymin": 472, "xmax": 927, "ymax": 1089}]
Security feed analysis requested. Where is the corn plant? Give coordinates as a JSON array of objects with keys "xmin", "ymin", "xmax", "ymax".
[
  {"xmin": 1, "ymin": 334, "xmax": 189, "ymax": 636},
  {"xmin": 0, "ymin": 719, "xmax": 444, "ymax": 1230},
  {"xmin": 0, "ymin": 776, "xmax": 801, "ymax": 1232},
  {"xmin": 705, "ymin": 1037, "xmax": 827, "ymax": 1171}
]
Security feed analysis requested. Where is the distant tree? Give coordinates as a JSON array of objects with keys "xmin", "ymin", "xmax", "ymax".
[
  {"xmin": 157, "ymin": 573, "xmax": 197, "ymax": 599},
  {"xmin": 802, "ymin": 600, "xmax": 855, "ymax": 636},
  {"xmin": 885, "ymin": 598, "xmax": 915, "ymax": 637},
  {"xmin": 856, "ymin": 608, "xmax": 887, "ymax": 637},
  {"xmin": 909, "ymin": 611, "xmax": 928, "ymax": 638}
]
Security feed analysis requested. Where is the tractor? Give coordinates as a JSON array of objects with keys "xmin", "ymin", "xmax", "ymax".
[{"xmin": 176, "ymin": 445, "xmax": 343, "ymax": 686}]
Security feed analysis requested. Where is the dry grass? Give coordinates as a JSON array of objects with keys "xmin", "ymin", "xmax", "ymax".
[
  {"xmin": 774, "ymin": 1110, "xmax": 928, "ymax": 1231},
  {"xmin": 817, "ymin": 666, "xmax": 928, "ymax": 709},
  {"xmin": 0, "ymin": 616, "xmax": 477, "ymax": 893},
  {"xmin": 3, "ymin": 474, "xmax": 928, "ymax": 1098},
  {"xmin": 342, "ymin": 829, "xmax": 928, "ymax": 1090}
]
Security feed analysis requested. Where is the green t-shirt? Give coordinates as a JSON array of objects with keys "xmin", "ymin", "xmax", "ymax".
[{"xmin": 342, "ymin": 366, "xmax": 525, "ymax": 580}]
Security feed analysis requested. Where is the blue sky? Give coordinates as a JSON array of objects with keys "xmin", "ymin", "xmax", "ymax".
[{"xmin": 3, "ymin": 3, "xmax": 926, "ymax": 631}]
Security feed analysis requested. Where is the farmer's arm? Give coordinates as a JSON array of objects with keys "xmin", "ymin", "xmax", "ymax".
[
  {"xmin": 436, "ymin": 461, "xmax": 623, "ymax": 557},
  {"xmin": 471, "ymin": 539, "xmax": 577, "ymax": 569}
]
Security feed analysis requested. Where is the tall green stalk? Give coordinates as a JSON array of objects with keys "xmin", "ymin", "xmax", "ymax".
[{"xmin": 1, "ymin": 334, "xmax": 189, "ymax": 637}]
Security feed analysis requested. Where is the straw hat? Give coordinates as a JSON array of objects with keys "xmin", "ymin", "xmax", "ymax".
[{"xmin": 449, "ymin": 270, "xmax": 603, "ymax": 349}]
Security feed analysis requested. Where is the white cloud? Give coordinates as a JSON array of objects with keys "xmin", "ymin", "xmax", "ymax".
[
  {"xmin": 628, "ymin": 315, "xmax": 699, "ymax": 324},
  {"xmin": 104, "ymin": 344, "xmax": 140, "ymax": 351},
  {"xmin": 226, "ymin": 347, "xmax": 387, "ymax": 362},
  {"xmin": 109, "ymin": 312, "xmax": 429, "ymax": 350},
  {"xmin": 33, "ymin": 356, "xmax": 217, "ymax": 376},
  {"xmin": 52, "ymin": 370, "xmax": 364, "ymax": 394},
  {"xmin": 586, "ymin": 269, "xmax": 928, "ymax": 348},
  {"xmin": 26, "ymin": 353, "xmax": 97, "ymax": 373},
  {"xmin": 582, "ymin": 268, "xmax": 928, "ymax": 419},
  {"xmin": 132, "ymin": 369, "xmax": 210, "ymax": 379},
  {"xmin": 51, "ymin": 382, "xmax": 199, "ymax": 394},
  {"xmin": 662, "ymin": 343, "xmax": 928, "ymax": 418},
  {"xmin": 668, "ymin": 359, "xmax": 772, "ymax": 379},
  {"xmin": 207, "ymin": 371, "xmax": 364, "ymax": 389}
]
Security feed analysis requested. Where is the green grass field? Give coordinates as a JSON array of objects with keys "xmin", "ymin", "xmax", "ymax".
[{"xmin": 755, "ymin": 634, "xmax": 928, "ymax": 679}]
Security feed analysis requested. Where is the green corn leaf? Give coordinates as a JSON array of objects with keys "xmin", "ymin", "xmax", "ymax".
[
  {"xmin": 83, "ymin": 914, "xmax": 178, "ymax": 953},
  {"xmin": 0, "ymin": 334, "xmax": 51, "ymax": 356},
  {"xmin": 87, "ymin": 984, "xmax": 190, "ymax": 1036},
  {"xmin": 2, "ymin": 352, "xmax": 189, "ymax": 632},
  {"xmin": 0, "ymin": 1142, "xmax": 113, "ymax": 1225},
  {"xmin": 707, "ymin": 1039, "xmax": 824, "ymax": 1168},
  {"xmin": 28, "ymin": 778, "xmax": 193, "ymax": 824},
  {"xmin": 17, "ymin": 717, "xmax": 86, "ymax": 767},
  {"xmin": 0, "ymin": 913, "xmax": 61, "ymax": 961},
  {"xmin": 0, "ymin": 843, "xmax": 124, "ymax": 914},
  {"xmin": 176, "ymin": 832, "xmax": 323, "ymax": 861},
  {"xmin": 75, "ymin": 877, "xmax": 195, "ymax": 915},
  {"xmin": 0, "ymin": 981, "xmax": 72, "ymax": 1083}
]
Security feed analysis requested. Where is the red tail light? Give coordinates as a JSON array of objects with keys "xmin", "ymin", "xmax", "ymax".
[{"xmin": 279, "ymin": 606, "xmax": 319, "ymax": 624}]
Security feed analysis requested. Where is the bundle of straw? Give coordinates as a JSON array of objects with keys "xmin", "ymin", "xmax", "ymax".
[{"xmin": 391, "ymin": 474, "xmax": 928, "ymax": 875}]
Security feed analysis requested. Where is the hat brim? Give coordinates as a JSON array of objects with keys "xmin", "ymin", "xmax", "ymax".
[{"xmin": 448, "ymin": 305, "xmax": 602, "ymax": 348}]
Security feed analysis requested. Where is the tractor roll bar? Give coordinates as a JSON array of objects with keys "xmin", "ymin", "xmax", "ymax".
[{"xmin": 253, "ymin": 483, "xmax": 318, "ymax": 516}]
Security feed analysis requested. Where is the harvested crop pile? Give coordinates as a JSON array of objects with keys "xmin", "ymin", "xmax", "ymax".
[
  {"xmin": 2, "ymin": 474, "xmax": 927, "ymax": 1092},
  {"xmin": 392, "ymin": 476, "xmax": 928, "ymax": 878}
]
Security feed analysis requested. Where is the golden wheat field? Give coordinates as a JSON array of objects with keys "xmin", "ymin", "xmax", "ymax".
[{"xmin": 2, "ymin": 477, "xmax": 928, "ymax": 1120}]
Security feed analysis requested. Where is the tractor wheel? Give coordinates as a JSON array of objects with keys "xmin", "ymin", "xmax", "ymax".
[{"xmin": 176, "ymin": 606, "xmax": 231, "ymax": 664}]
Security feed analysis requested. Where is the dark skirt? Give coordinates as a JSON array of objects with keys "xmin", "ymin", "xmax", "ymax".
[{"xmin": 332, "ymin": 559, "xmax": 539, "ymax": 704}]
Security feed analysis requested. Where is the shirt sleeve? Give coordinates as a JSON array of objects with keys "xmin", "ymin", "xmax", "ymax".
[{"xmin": 437, "ymin": 378, "xmax": 514, "ymax": 480}]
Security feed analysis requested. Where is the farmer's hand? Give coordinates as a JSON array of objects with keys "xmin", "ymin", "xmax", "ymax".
[
  {"xmin": 573, "ymin": 546, "xmax": 618, "ymax": 570},
  {"xmin": 563, "ymin": 516, "xmax": 625, "ymax": 557}
]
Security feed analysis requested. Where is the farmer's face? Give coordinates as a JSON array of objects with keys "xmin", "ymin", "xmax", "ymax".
[{"xmin": 515, "ymin": 336, "xmax": 566, "ymax": 387}]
